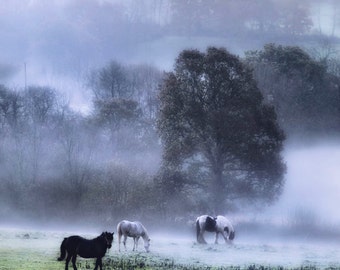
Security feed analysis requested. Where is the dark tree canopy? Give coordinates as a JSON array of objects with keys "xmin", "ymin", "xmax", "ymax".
[{"xmin": 157, "ymin": 47, "xmax": 286, "ymax": 212}]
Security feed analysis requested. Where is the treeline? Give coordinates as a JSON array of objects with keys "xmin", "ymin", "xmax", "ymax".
[
  {"xmin": 0, "ymin": 63, "xmax": 163, "ymax": 226},
  {"xmin": 50, "ymin": 0, "xmax": 337, "ymax": 44},
  {"xmin": 0, "ymin": 44, "xmax": 340, "ymax": 227},
  {"xmin": 247, "ymin": 44, "xmax": 340, "ymax": 137}
]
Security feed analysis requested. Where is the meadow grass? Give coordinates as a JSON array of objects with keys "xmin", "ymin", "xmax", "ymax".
[
  {"xmin": 0, "ymin": 247, "xmax": 60, "ymax": 270},
  {"xmin": 1, "ymin": 248, "xmax": 338, "ymax": 270},
  {"xmin": 1, "ymin": 228, "xmax": 340, "ymax": 270}
]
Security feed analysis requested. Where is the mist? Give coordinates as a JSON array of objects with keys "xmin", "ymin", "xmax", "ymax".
[
  {"xmin": 1, "ymin": 0, "xmax": 340, "ymax": 250},
  {"xmin": 1, "ymin": 0, "xmax": 336, "ymax": 112},
  {"xmin": 277, "ymin": 141, "xmax": 340, "ymax": 223},
  {"xmin": 253, "ymin": 139, "xmax": 340, "ymax": 242}
]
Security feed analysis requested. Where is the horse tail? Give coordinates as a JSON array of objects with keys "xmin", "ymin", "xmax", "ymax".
[
  {"xmin": 117, "ymin": 222, "xmax": 122, "ymax": 237},
  {"xmin": 196, "ymin": 219, "xmax": 201, "ymax": 242},
  {"xmin": 57, "ymin": 237, "xmax": 68, "ymax": 261}
]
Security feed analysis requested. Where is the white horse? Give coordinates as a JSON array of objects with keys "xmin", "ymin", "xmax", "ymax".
[
  {"xmin": 196, "ymin": 215, "xmax": 235, "ymax": 244},
  {"xmin": 117, "ymin": 220, "xmax": 150, "ymax": 252}
]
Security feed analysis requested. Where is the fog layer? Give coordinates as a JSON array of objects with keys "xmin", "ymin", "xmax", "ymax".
[
  {"xmin": 272, "ymin": 140, "xmax": 340, "ymax": 225},
  {"xmin": 1, "ymin": 1, "xmax": 340, "ymax": 243},
  {"xmin": 1, "ymin": 0, "xmax": 339, "ymax": 112}
]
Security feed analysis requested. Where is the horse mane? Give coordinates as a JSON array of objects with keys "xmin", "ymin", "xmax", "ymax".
[{"xmin": 138, "ymin": 222, "xmax": 150, "ymax": 240}]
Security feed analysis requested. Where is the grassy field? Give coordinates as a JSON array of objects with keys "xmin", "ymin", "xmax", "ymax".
[
  {"xmin": 1, "ymin": 227, "xmax": 340, "ymax": 270},
  {"xmin": 0, "ymin": 241, "xmax": 236, "ymax": 270},
  {"xmin": 0, "ymin": 247, "xmax": 321, "ymax": 270}
]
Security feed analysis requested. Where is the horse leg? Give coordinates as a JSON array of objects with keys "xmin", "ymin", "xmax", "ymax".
[
  {"xmin": 65, "ymin": 253, "xmax": 72, "ymax": 270},
  {"xmin": 118, "ymin": 233, "xmax": 121, "ymax": 252},
  {"xmin": 132, "ymin": 237, "xmax": 136, "ymax": 251},
  {"xmin": 222, "ymin": 233, "xmax": 229, "ymax": 243},
  {"xmin": 215, "ymin": 232, "xmax": 219, "ymax": 244},
  {"xmin": 71, "ymin": 255, "xmax": 78, "ymax": 270},
  {"xmin": 135, "ymin": 236, "xmax": 140, "ymax": 251},
  {"xmin": 98, "ymin": 258, "xmax": 103, "ymax": 270},
  {"xmin": 200, "ymin": 231, "xmax": 207, "ymax": 244},
  {"xmin": 94, "ymin": 257, "xmax": 102, "ymax": 270},
  {"xmin": 123, "ymin": 235, "xmax": 128, "ymax": 251}
]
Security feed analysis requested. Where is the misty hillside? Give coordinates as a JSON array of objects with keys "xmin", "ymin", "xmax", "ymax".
[{"xmin": 1, "ymin": 0, "xmax": 340, "ymax": 235}]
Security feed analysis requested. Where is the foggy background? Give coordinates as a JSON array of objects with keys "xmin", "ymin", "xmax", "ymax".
[
  {"xmin": 1, "ymin": 0, "xmax": 340, "ymax": 240},
  {"xmin": 2, "ymin": 0, "xmax": 338, "ymax": 113}
]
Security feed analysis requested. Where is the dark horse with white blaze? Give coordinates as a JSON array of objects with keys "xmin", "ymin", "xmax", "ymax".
[
  {"xmin": 58, "ymin": 231, "xmax": 114, "ymax": 270},
  {"xmin": 196, "ymin": 215, "xmax": 235, "ymax": 244}
]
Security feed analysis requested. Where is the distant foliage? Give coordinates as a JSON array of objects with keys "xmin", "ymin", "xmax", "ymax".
[
  {"xmin": 168, "ymin": 0, "xmax": 312, "ymax": 38},
  {"xmin": 88, "ymin": 61, "xmax": 163, "ymax": 157},
  {"xmin": 246, "ymin": 43, "xmax": 340, "ymax": 136},
  {"xmin": 0, "ymin": 73, "xmax": 162, "ymax": 225},
  {"xmin": 1, "ymin": 43, "xmax": 340, "ymax": 225}
]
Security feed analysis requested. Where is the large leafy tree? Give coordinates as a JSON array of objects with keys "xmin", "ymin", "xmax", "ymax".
[{"xmin": 157, "ymin": 47, "xmax": 286, "ymax": 212}]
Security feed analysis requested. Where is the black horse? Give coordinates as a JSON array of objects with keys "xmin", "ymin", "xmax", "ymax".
[{"xmin": 58, "ymin": 231, "xmax": 114, "ymax": 270}]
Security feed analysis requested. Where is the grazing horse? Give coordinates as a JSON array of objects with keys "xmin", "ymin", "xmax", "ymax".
[
  {"xmin": 117, "ymin": 220, "xmax": 150, "ymax": 252},
  {"xmin": 196, "ymin": 215, "xmax": 235, "ymax": 244},
  {"xmin": 57, "ymin": 231, "xmax": 114, "ymax": 270}
]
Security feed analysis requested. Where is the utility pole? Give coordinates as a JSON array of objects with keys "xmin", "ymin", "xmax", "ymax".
[{"xmin": 24, "ymin": 62, "xmax": 27, "ymax": 90}]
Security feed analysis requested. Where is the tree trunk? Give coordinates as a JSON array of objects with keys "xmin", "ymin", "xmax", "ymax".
[{"xmin": 211, "ymin": 162, "xmax": 225, "ymax": 214}]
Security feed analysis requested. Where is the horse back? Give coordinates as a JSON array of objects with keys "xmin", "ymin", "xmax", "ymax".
[
  {"xmin": 118, "ymin": 221, "xmax": 134, "ymax": 235},
  {"xmin": 64, "ymin": 235, "xmax": 107, "ymax": 258},
  {"xmin": 77, "ymin": 238, "xmax": 106, "ymax": 258},
  {"xmin": 64, "ymin": 235, "xmax": 83, "ymax": 252},
  {"xmin": 118, "ymin": 220, "xmax": 146, "ymax": 238}
]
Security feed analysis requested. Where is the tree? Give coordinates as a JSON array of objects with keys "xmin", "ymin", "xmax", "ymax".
[
  {"xmin": 0, "ymin": 85, "xmax": 23, "ymax": 133},
  {"xmin": 88, "ymin": 61, "xmax": 163, "ymax": 166},
  {"xmin": 246, "ymin": 44, "xmax": 340, "ymax": 136},
  {"xmin": 88, "ymin": 61, "xmax": 130, "ymax": 100},
  {"xmin": 157, "ymin": 47, "xmax": 286, "ymax": 212},
  {"xmin": 22, "ymin": 86, "xmax": 59, "ymax": 183}
]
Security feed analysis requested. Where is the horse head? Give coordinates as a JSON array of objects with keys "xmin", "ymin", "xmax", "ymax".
[
  {"xmin": 229, "ymin": 230, "xmax": 235, "ymax": 240},
  {"xmin": 144, "ymin": 238, "xmax": 150, "ymax": 252},
  {"xmin": 223, "ymin": 226, "xmax": 235, "ymax": 240},
  {"xmin": 101, "ymin": 232, "xmax": 114, "ymax": 249}
]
